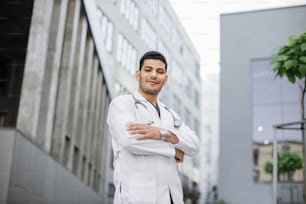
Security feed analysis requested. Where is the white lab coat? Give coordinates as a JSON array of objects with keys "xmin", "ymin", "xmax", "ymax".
[{"xmin": 107, "ymin": 91, "xmax": 200, "ymax": 204}]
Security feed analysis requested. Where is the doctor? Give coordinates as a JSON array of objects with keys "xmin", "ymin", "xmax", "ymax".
[{"xmin": 107, "ymin": 51, "xmax": 200, "ymax": 204}]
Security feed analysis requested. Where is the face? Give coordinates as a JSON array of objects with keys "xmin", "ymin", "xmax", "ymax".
[{"xmin": 136, "ymin": 59, "xmax": 168, "ymax": 96}]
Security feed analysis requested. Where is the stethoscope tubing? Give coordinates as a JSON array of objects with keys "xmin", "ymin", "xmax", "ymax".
[{"xmin": 131, "ymin": 94, "xmax": 182, "ymax": 129}]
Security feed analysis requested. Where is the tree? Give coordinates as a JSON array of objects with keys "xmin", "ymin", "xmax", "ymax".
[
  {"xmin": 265, "ymin": 151, "xmax": 303, "ymax": 203},
  {"xmin": 270, "ymin": 31, "xmax": 306, "ymax": 202}
]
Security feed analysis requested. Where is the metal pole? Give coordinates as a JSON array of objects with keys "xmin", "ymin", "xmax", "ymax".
[
  {"xmin": 302, "ymin": 123, "xmax": 306, "ymax": 204},
  {"xmin": 273, "ymin": 127, "xmax": 278, "ymax": 204}
]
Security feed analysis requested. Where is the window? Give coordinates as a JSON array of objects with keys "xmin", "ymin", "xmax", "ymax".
[
  {"xmin": 253, "ymin": 148, "xmax": 259, "ymax": 166},
  {"xmin": 185, "ymin": 78, "xmax": 192, "ymax": 98},
  {"xmin": 159, "ymin": 86, "xmax": 168, "ymax": 104},
  {"xmin": 116, "ymin": 33, "xmax": 137, "ymax": 75},
  {"xmin": 172, "ymin": 94, "xmax": 181, "ymax": 116},
  {"xmin": 97, "ymin": 9, "xmax": 114, "ymax": 52},
  {"xmin": 251, "ymin": 58, "xmax": 302, "ymax": 183},
  {"xmin": 145, "ymin": 0, "xmax": 159, "ymax": 16},
  {"xmin": 159, "ymin": 5, "xmax": 173, "ymax": 34},
  {"xmin": 158, "ymin": 40, "xmax": 171, "ymax": 66},
  {"xmin": 170, "ymin": 60, "xmax": 184, "ymax": 87},
  {"xmin": 120, "ymin": 0, "xmax": 139, "ymax": 31},
  {"xmin": 194, "ymin": 118, "xmax": 200, "ymax": 136},
  {"xmin": 194, "ymin": 90, "xmax": 200, "ymax": 107},
  {"xmin": 141, "ymin": 17, "xmax": 157, "ymax": 50},
  {"xmin": 183, "ymin": 46, "xmax": 201, "ymax": 80},
  {"xmin": 184, "ymin": 108, "xmax": 191, "ymax": 127},
  {"xmin": 173, "ymin": 28, "xmax": 183, "ymax": 53},
  {"xmin": 183, "ymin": 46, "xmax": 192, "ymax": 63},
  {"xmin": 195, "ymin": 61, "xmax": 201, "ymax": 79},
  {"xmin": 281, "ymin": 144, "xmax": 290, "ymax": 152}
]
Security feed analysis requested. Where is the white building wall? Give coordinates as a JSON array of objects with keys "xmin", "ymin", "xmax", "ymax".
[{"xmin": 200, "ymin": 73, "xmax": 220, "ymax": 203}]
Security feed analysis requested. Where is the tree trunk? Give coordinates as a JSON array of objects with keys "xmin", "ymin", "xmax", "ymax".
[{"xmin": 288, "ymin": 172, "xmax": 294, "ymax": 204}]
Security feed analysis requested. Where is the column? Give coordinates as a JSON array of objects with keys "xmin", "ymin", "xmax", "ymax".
[
  {"xmin": 36, "ymin": 0, "xmax": 69, "ymax": 153},
  {"xmin": 17, "ymin": 0, "xmax": 53, "ymax": 139},
  {"xmin": 51, "ymin": 0, "xmax": 81, "ymax": 163}
]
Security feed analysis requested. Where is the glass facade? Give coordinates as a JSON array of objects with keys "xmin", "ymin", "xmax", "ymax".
[{"xmin": 251, "ymin": 58, "xmax": 303, "ymax": 183}]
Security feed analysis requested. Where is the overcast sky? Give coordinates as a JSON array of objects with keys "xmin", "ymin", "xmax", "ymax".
[{"xmin": 169, "ymin": 0, "xmax": 306, "ymax": 76}]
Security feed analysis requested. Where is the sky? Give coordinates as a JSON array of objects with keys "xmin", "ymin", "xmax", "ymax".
[{"xmin": 169, "ymin": 0, "xmax": 306, "ymax": 76}]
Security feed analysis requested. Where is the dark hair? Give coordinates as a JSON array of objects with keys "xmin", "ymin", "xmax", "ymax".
[{"xmin": 139, "ymin": 51, "xmax": 167, "ymax": 71}]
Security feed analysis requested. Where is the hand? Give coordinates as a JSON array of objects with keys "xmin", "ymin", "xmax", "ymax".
[
  {"xmin": 167, "ymin": 131, "xmax": 179, "ymax": 144},
  {"xmin": 127, "ymin": 123, "xmax": 160, "ymax": 140},
  {"xmin": 175, "ymin": 148, "xmax": 184, "ymax": 163}
]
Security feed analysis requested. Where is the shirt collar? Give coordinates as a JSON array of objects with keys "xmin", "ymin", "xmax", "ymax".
[
  {"xmin": 133, "ymin": 90, "xmax": 146, "ymax": 102},
  {"xmin": 133, "ymin": 90, "xmax": 166, "ymax": 108}
]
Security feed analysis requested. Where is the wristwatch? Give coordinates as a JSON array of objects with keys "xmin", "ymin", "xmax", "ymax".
[{"xmin": 160, "ymin": 129, "xmax": 168, "ymax": 140}]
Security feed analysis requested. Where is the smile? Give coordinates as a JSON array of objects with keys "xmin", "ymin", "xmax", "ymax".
[{"xmin": 146, "ymin": 80, "xmax": 159, "ymax": 84}]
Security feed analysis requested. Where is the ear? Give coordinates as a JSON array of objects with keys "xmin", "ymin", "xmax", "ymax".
[
  {"xmin": 136, "ymin": 70, "xmax": 140, "ymax": 81},
  {"xmin": 164, "ymin": 74, "xmax": 168, "ymax": 85}
]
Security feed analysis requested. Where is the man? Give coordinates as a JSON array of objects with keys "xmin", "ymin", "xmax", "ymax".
[{"xmin": 107, "ymin": 51, "xmax": 199, "ymax": 204}]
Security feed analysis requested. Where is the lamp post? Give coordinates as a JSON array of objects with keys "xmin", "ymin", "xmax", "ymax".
[{"xmin": 272, "ymin": 126, "xmax": 278, "ymax": 204}]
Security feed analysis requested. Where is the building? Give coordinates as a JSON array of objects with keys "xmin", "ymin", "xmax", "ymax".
[
  {"xmin": 0, "ymin": 0, "xmax": 202, "ymax": 203},
  {"xmin": 200, "ymin": 73, "xmax": 220, "ymax": 204},
  {"xmin": 219, "ymin": 5, "xmax": 306, "ymax": 204}
]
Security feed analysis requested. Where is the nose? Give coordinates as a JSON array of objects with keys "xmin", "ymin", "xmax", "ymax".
[{"xmin": 150, "ymin": 70, "xmax": 157, "ymax": 78}]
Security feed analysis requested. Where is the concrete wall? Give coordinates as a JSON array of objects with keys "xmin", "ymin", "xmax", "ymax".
[
  {"xmin": 219, "ymin": 5, "xmax": 306, "ymax": 204},
  {"xmin": 0, "ymin": 129, "xmax": 15, "ymax": 204},
  {"xmin": 0, "ymin": 128, "xmax": 104, "ymax": 204}
]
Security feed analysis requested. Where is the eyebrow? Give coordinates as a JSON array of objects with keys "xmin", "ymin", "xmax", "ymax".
[{"xmin": 144, "ymin": 65, "xmax": 153, "ymax": 69}]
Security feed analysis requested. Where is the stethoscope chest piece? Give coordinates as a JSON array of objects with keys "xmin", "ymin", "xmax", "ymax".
[{"xmin": 174, "ymin": 119, "xmax": 182, "ymax": 129}]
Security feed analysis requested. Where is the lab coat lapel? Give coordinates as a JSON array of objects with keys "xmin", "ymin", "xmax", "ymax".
[
  {"xmin": 133, "ymin": 91, "xmax": 160, "ymax": 126},
  {"xmin": 158, "ymin": 101, "xmax": 174, "ymax": 129}
]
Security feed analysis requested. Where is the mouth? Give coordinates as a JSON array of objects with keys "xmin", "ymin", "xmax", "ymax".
[{"xmin": 146, "ymin": 80, "xmax": 160, "ymax": 85}]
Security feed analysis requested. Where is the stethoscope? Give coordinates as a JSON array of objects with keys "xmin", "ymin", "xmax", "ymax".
[{"xmin": 132, "ymin": 94, "xmax": 182, "ymax": 129}]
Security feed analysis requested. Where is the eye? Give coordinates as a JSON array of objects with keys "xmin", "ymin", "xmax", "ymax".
[{"xmin": 157, "ymin": 69, "xmax": 165, "ymax": 74}]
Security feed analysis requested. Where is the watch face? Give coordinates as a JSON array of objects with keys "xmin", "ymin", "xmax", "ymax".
[{"xmin": 160, "ymin": 129, "xmax": 167, "ymax": 140}]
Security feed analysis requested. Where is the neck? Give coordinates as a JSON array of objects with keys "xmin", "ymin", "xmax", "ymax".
[{"xmin": 138, "ymin": 89, "xmax": 158, "ymax": 105}]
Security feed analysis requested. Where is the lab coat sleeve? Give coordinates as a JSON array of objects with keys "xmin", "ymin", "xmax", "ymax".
[
  {"xmin": 107, "ymin": 95, "xmax": 175, "ymax": 158},
  {"xmin": 168, "ymin": 116, "xmax": 200, "ymax": 157},
  {"xmin": 170, "ymin": 124, "xmax": 200, "ymax": 156}
]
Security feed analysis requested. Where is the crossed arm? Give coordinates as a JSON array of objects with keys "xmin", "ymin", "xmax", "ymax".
[
  {"xmin": 127, "ymin": 123, "xmax": 184, "ymax": 162},
  {"xmin": 107, "ymin": 96, "xmax": 194, "ymax": 162}
]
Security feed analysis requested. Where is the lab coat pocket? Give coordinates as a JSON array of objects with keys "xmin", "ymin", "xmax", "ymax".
[{"xmin": 129, "ymin": 172, "xmax": 156, "ymax": 204}]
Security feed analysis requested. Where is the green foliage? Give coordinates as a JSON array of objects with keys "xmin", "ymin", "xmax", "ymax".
[
  {"xmin": 264, "ymin": 151, "xmax": 303, "ymax": 178},
  {"xmin": 278, "ymin": 151, "xmax": 303, "ymax": 174},
  {"xmin": 270, "ymin": 31, "xmax": 306, "ymax": 83},
  {"xmin": 213, "ymin": 200, "xmax": 227, "ymax": 204},
  {"xmin": 265, "ymin": 161, "xmax": 273, "ymax": 174}
]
